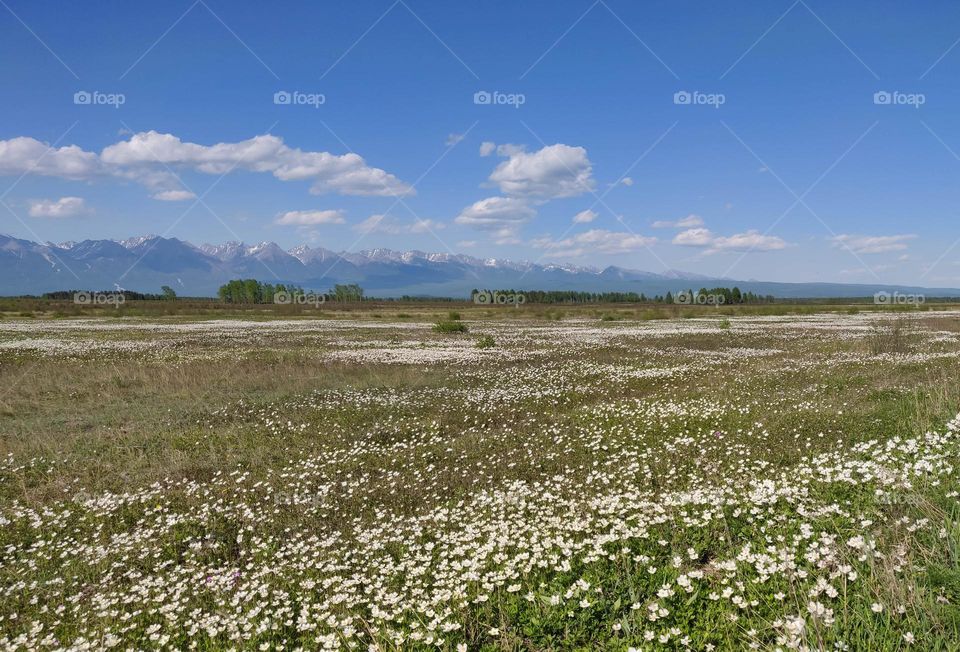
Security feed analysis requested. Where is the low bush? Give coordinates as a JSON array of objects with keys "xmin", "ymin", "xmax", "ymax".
[{"xmin": 434, "ymin": 320, "xmax": 468, "ymax": 334}]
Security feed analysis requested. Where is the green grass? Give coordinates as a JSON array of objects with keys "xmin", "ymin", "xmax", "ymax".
[{"xmin": 433, "ymin": 319, "xmax": 469, "ymax": 333}]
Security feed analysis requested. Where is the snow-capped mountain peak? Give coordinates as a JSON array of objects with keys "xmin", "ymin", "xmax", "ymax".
[{"xmin": 117, "ymin": 235, "xmax": 159, "ymax": 250}]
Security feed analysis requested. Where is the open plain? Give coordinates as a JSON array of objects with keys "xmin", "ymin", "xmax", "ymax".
[{"xmin": 1, "ymin": 307, "xmax": 959, "ymax": 650}]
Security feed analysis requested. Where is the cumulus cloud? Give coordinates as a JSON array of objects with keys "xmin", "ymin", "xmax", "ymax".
[
  {"xmin": 103, "ymin": 131, "xmax": 413, "ymax": 197},
  {"xmin": 354, "ymin": 214, "xmax": 445, "ymax": 235},
  {"xmin": 488, "ymin": 143, "xmax": 594, "ymax": 199},
  {"xmin": 445, "ymin": 133, "xmax": 465, "ymax": 147},
  {"xmin": 275, "ymin": 209, "xmax": 346, "ymax": 226},
  {"xmin": 0, "ymin": 131, "xmax": 412, "ymax": 199},
  {"xmin": 652, "ymin": 214, "xmax": 704, "ymax": 229},
  {"xmin": 619, "ymin": 177, "xmax": 634, "ymax": 186},
  {"xmin": 673, "ymin": 227, "xmax": 787, "ymax": 254},
  {"xmin": 489, "ymin": 143, "xmax": 525, "ymax": 157},
  {"xmin": 709, "ymin": 230, "xmax": 787, "ymax": 253},
  {"xmin": 454, "ymin": 196, "xmax": 536, "ymax": 242},
  {"xmin": 672, "ymin": 227, "xmax": 714, "ymax": 246},
  {"xmin": 532, "ymin": 229, "xmax": 656, "ymax": 258},
  {"xmin": 830, "ymin": 234, "xmax": 917, "ymax": 254},
  {"xmin": 0, "ymin": 138, "xmax": 100, "ymax": 180},
  {"xmin": 27, "ymin": 196, "xmax": 91, "ymax": 218},
  {"xmin": 572, "ymin": 209, "xmax": 598, "ymax": 224},
  {"xmin": 479, "ymin": 141, "xmax": 496, "ymax": 157},
  {"xmin": 150, "ymin": 189, "xmax": 196, "ymax": 201}
]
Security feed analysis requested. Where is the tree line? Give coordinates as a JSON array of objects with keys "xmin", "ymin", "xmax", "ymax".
[
  {"xmin": 216, "ymin": 280, "xmax": 365, "ymax": 303},
  {"xmin": 42, "ymin": 286, "xmax": 177, "ymax": 301},
  {"xmin": 469, "ymin": 287, "xmax": 775, "ymax": 304},
  {"xmin": 674, "ymin": 287, "xmax": 776, "ymax": 305}
]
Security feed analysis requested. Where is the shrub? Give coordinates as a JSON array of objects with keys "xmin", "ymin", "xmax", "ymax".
[
  {"xmin": 719, "ymin": 318, "xmax": 731, "ymax": 330},
  {"xmin": 448, "ymin": 311, "xmax": 461, "ymax": 320},
  {"xmin": 475, "ymin": 335, "xmax": 496, "ymax": 349},
  {"xmin": 433, "ymin": 320, "xmax": 468, "ymax": 334},
  {"xmin": 868, "ymin": 318, "xmax": 910, "ymax": 355}
]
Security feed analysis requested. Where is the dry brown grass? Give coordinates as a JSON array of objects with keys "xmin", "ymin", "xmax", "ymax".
[
  {"xmin": 867, "ymin": 317, "xmax": 914, "ymax": 355},
  {"xmin": 0, "ymin": 352, "xmax": 448, "ymax": 457}
]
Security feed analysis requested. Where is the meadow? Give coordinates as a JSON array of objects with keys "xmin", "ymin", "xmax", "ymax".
[{"xmin": 1, "ymin": 305, "xmax": 959, "ymax": 650}]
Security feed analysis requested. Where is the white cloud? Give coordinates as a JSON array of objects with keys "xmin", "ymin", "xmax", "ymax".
[
  {"xmin": 445, "ymin": 133, "xmax": 465, "ymax": 147},
  {"xmin": 672, "ymin": 227, "xmax": 714, "ymax": 246},
  {"xmin": 457, "ymin": 240, "xmax": 477, "ymax": 248},
  {"xmin": 454, "ymin": 196, "xmax": 535, "ymax": 241},
  {"xmin": 839, "ymin": 264, "xmax": 894, "ymax": 276},
  {"xmin": 620, "ymin": 177, "xmax": 634, "ymax": 186},
  {"xmin": 709, "ymin": 230, "xmax": 787, "ymax": 253},
  {"xmin": 275, "ymin": 209, "xmax": 346, "ymax": 226},
  {"xmin": 354, "ymin": 214, "xmax": 445, "ymax": 235},
  {"xmin": 830, "ymin": 234, "xmax": 917, "ymax": 254},
  {"xmin": 652, "ymin": 214, "xmax": 704, "ymax": 228},
  {"xmin": 150, "ymin": 189, "xmax": 196, "ymax": 201},
  {"xmin": 0, "ymin": 138, "xmax": 100, "ymax": 180},
  {"xmin": 27, "ymin": 196, "xmax": 91, "ymax": 218},
  {"xmin": 479, "ymin": 141, "xmax": 496, "ymax": 157},
  {"xmin": 0, "ymin": 131, "xmax": 412, "ymax": 199},
  {"xmin": 532, "ymin": 229, "xmax": 656, "ymax": 258},
  {"xmin": 104, "ymin": 131, "xmax": 413, "ymax": 197},
  {"xmin": 488, "ymin": 143, "xmax": 594, "ymax": 199},
  {"xmin": 573, "ymin": 209, "xmax": 598, "ymax": 224},
  {"xmin": 494, "ymin": 143, "xmax": 525, "ymax": 157},
  {"xmin": 673, "ymin": 227, "xmax": 787, "ymax": 253}
]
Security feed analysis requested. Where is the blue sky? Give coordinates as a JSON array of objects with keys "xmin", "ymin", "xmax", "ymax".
[{"xmin": 2, "ymin": 0, "xmax": 960, "ymax": 284}]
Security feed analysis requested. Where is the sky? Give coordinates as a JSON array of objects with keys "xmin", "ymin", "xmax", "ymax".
[{"xmin": 1, "ymin": 0, "xmax": 960, "ymax": 285}]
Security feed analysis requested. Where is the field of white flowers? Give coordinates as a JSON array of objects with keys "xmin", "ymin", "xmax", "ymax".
[{"xmin": 1, "ymin": 310, "xmax": 959, "ymax": 650}]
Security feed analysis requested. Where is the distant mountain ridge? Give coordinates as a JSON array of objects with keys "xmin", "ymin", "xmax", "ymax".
[{"xmin": 3, "ymin": 233, "xmax": 959, "ymax": 299}]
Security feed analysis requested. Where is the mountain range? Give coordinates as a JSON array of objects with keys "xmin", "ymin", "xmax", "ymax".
[{"xmin": 2, "ymin": 233, "xmax": 958, "ymax": 299}]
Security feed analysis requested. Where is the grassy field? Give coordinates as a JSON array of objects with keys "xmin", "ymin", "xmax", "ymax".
[{"xmin": 1, "ymin": 306, "xmax": 959, "ymax": 650}]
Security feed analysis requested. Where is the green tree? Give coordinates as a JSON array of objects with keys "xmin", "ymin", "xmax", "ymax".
[{"xmin": 330, "ymin": 284, "xmax": 364, "ymax": 302}]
